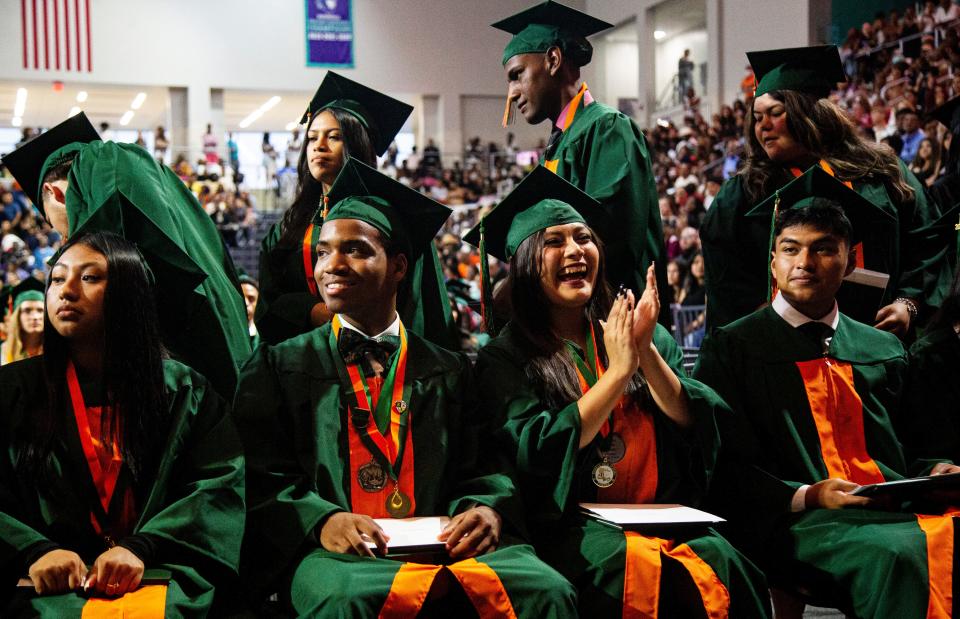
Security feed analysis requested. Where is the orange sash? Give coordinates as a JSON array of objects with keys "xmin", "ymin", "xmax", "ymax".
[
  {"xmin": 795, "ymin": 358, "xmax": 885, "ymax": 485},
  {"xmin": 302, "ymin": 223, "xmax": 319, "ymax": 297},
  {"xmin": 623, "ymin": 532, "xmax": 730, "ymax": 618},
  {"xmin": 917, "ymin": 513, "xmax": 956, "ymax": 619},
  {"xmin": 545, "ymin": 83, "xmax": 589, "ymax": 174},
  {"xmin": 379, "ymin": 563, "xmax": 443, "ymax": 618},
  {"xmin": 379, "ymin": 560, "xmax": 517, "ymax": 619},
  {"xmin": 81, "ymin": 585, "xmax": 168, "ymax": 618}
]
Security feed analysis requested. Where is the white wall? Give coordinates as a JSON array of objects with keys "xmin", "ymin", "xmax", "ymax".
[
  {"xmin": 460, "ymin": 95, "xmax": 547, "ymax": 153},
  {"xmin": 602, "ymin": 40, "xmax": 641, "ymax": 113}
]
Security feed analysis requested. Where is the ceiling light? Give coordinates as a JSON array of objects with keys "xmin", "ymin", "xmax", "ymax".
[
  {"xmin": 120, "ymin": 110, "xmax": 134, "ymax": 126},
  {"xmin": 76, "ymin": 91, "xmax": 88, "ymax": 102},
  {"xmin": 654, "ymin": 30, "xmax": 666, "ymax": 40},
  {"xmin": 238, "ymin": 96, "xmax": 283, "ymax": 129},
  {"xmin": 11, "ymin": 117, "xmax": 22, "ymax": 127},
  {"xmin": 131, "ymin": 92, "xmax": 147, "ymax": 110},
  {"xmin": 69, "ymin": 106, "xmax": 81, "ymax": 117},
  {"xmin": 14, "ymin": 88, "xmax": 27, "ymax": 117}
]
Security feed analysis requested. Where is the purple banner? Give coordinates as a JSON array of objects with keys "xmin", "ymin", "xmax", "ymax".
[{"xmin": 306, "ymin": 0, "xmax": 354, "ymax": 68}]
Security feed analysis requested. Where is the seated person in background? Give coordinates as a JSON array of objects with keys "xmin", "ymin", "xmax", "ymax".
[
  {"xmin": 2, "ymin": 112, "xmax": 250, "ymax": 398},
  {"xmin": 470, "ymin": 167, "xmax": 770, "ymax": 618},
  {"xmin": 694, "ymin": 177, "xmax": 960, "ymax": 619},
  {"xmin": 0, "ymin": 231, "xmax": 245, "ymax": 617},
  {"xmin": 1, "ymin": 277, "xmax": 45, "ymax": 365},
  {"xmin": 234, "ymin": 159, "xmax": 576, "ymax": 618}
]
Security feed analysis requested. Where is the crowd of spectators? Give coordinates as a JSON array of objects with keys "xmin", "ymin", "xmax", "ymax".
[{"xmin": 0, "ymin": 182, "xmax": 61, "ymax": 289}]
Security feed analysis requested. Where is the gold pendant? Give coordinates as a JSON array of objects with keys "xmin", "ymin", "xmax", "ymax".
[
  {"xmin": 385, "ymin": 486, "xmax": 412, "ymax": 518},
  {"xmin": 592, "ymin": 460, "xmax": 617, "ymax": 488}
]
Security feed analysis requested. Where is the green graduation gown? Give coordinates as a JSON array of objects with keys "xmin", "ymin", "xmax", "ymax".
[
  {"xmin": 700, "ymin": 164, "xmax": 937, "ymax": 330},
  {"xmin": 233, "ymin": 322, "xmax": 576, "ymax": 618},
  {"xmin": 903, "ymin": 326, "xmax": 960, "ymax": 464},
  {"xmin": 694, "ymin": 307, "xmax": 955, "ymax": 618},
  {"xmin": 62, "ymin": 141, "xmax": 251, "ymax": 397},
  {"xmin": 256, "ymin": 212, "xmax": 458, "ymax": 349},
  {"xmin": 542, "ymin": 97, "xmax": 669, "ymax": 317},
  {"xmin": 475, "ymin": 323, "xmax": 770, "ymax": 618},
  {"xmin": 0, "ymin": 358, "xmax": 246, "ymax": 618}
]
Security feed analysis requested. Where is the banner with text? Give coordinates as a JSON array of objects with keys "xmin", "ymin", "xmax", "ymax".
[{"xmin": 306, "ymin": 0, "xmax": 354, "ymax": 68}]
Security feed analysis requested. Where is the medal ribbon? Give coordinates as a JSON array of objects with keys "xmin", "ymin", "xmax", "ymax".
[
  {"xmin": 569, "ymin": 323, "xmax": 614, "ymax": 438},
  {"xmin": 330, "ymin": 315, "xmax": 416, "ymax": 518},
  {"xmin": 66, "ymin": 361, "xmax": 123, "ymax": 524}
]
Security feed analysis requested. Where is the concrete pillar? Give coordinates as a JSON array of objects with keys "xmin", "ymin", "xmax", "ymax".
[
  {"xmin": 637, "ymin": 8, "xmax": 656, "ymax": 127},
  {"xmin": 168, "ymin": 86, "xmax": 188, "ymax": 164},
  {"xmin": 210, "ymin": 87, "xmax": 225, "ymax": 161},
  {"xmin": 706, "ymin": 0, "xmax": 722, "ymax": 117},
  {"xmin": 186, "ymin": 82, "xmax": 211, "ymax": 166},
  {"xmin": 418, "ymin": 94, "xmax": 440, "ymax": 154},
  {"xmin": 439, "ymin": 93, "xmax": 462, "ymax": 164}
]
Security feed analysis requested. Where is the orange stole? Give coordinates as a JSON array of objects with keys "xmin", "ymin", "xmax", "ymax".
[
  {"xmin": 917, "ymin": 513, "xmax": 957, "ymax": 619},
  {"xmin": 379, "ymin": 560, "xmax": 516, "ymax": 619},
  {"xmin": 795, "ymin": 359, "xmax": 885, "ymax": 485},
  {"xmin": 346, "ymin": 375, "xmax": 416, "ymax": 518},
  {"xmin": 623, "ymin": 532, "xmax": 730, "ymax": 618},
  {"xmin": 302, "ymin": 223, "xmax": 318, "ymax": 296},
  {"xmin": 81, "ymin": 585, "xmax": 168, "ymax": 618},
  {"xmin": 544, "ymin": 82, "xmax": 589, "ymax": 175}
]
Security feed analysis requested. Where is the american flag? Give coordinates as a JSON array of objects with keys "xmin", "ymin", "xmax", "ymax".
[{"xmin": 20, "ymin": 0, "xmax": 92, "ymax": 72}]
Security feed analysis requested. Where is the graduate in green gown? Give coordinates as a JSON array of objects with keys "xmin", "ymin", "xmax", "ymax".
[
  {"xmin": 904, "ymin": 262, "xmax": 960, "ymax": 465},
  {"xmin": 694, "ymin": 177, "xmax": 960, "ymax": 619},
  {"xmin": 256, "ymin": 72, "xmax": 456, "ymax": 349},
  {"xmin": 0, "ymin": 277, "xmax": 45, "ymax": 365},
  {"xmin": 700, "ymin": 45, "xmax": 937, "ymax": 335},
  {"xmin": 468, "ymin": 167, "xmax": 770, "ymax": 618},
  {"xmin": 2, "ymin": 112, "xmax": 250, "ymax": 398},
  {"xmin": 0, "ymin": 231, "xmax": 245, "ymax": 618},
  {"xmin": 234, "ymin": 159, "xmax": 576, "ymax": 618},
  {"xmin": 493, "ymin": 1, "xmax": 669, "ymax": 322}
]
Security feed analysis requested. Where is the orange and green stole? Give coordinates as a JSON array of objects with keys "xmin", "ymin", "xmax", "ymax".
[
  {"xmin": 65, "ymin": 361, "xmax": 167, "ymax": 617},
  {"xmin": 795, "ymin": 348, "xmax": 956, "ymax": 618},
  {"xmin": 568, "ymin": 324, "xmax": 731, "ymax": 618},
  {"xmin": 329, "ymin": 315, "xmax": 517, "ymax": 619}
]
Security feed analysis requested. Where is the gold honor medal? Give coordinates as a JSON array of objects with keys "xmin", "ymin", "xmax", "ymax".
[
  {"xmin": 385, "ymin": 486, "xmax": 412, "ymax": 518},
  {"xmin": 394, "ymin": 400, "xmax": 407, "ymax": 414},
  {"xmin": 592, "ymin": 460, "xmax": 617, "ymax": 488},
  {"xmin": 358, "ymin": 460, "xmax": 388, "ymax": 493}
]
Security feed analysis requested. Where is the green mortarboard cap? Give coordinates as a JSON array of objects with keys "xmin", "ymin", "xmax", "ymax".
[
  {"xmin": 238, "ymin": 273, "xmax": 259, "ymax": 289},
  {"xmin": 300, "ymin": 72, "xmax": 413, "ymax": 157},
  {"xmin": 748, "ymin": 45, "xmax": 846, "ymax": 99},
  {"xmin": 325, "ymin": 158, "xmax": 451, "ymax": 257},
  {"xmin": 930, "ymin": 95, "xmax": 960, "ymax": 132},
  {"xmin": 747, "ymin": 166, "xmax": 895, "ymax": 299},
  {"xmin": 493, "ymin": 0, "xmax": 613, "ymax": 66},
  {"xmin": 2, "ymin": 277, "xmax": 45, "ymax": 318},
  {"xmin": 463, "ymin": 165, "xmax": 600, "ymax": 261},
  {"xmin": 1, "ymin": 112, "xmax": 99, "ymax": 210}
]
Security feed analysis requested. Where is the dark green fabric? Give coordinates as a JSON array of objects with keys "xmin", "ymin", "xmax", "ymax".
[
  {"xmin": 904, "ymin": 327, "xmax": 960, "ymax": 463},
  {"xmin": 233, "ymin": 324, "xmax": 526, "ymax": 601},
  {"xmin": 501, "ymin": 24, "xmax": 593, "ymax": 66},
  {"xmin": 289, "ymin": 543, "xmax": 576, "ymax": 618},
  {"xmin": 541, "ymin": 101, "xmax": 669, "ymax": 320},
  {"xmin": 0, "ymin": 357, "xmax": 246, "ymax": 617},
  {"xmin": 476, "ymin": 322, "xmax": 770, "ymax": 617},
  {"xmin": 701, "ymin": 163, "xmax": 938, "ymax": 330},
  {"xmin": 693, "ymin": 307, "xmax": 951, "ymax": 617},
  {"xmin": 57, "ymin": 141, "xmax": 250, "ymax": 397},
  {"xmin": 493, "ymin": 0, "xmax": 612, "ymax": 66},
  {"xmin": 747, "ymin": 45, "xmax": 845, "ymax": 99},
  {"xmin": 504, "ymin": 198, "xmax": 584, "ymax": 259}
]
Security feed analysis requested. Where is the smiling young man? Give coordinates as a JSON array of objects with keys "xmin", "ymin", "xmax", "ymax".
[
  {"xmin": 233, "ymin": 159, "xmax": 576, "ymax": 617},
  {"xmin": 492, "ymin": 1, "xmax": 669, "ymax": 320},
  {"xmin": 695, "ymin": 169, "xmax": 960, "ymax": 618}
]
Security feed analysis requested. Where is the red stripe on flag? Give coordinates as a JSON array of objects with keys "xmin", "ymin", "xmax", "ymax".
[
  {"xmin": 32, "ymin": 0, "xmax": 38, "ymax": 69},
  {"xmin": 74, "ymin": 0, "xmax": 80, "ymax": 71},
  {"xmin": 42, "ymin": 0, "xmax": 49, "ymax": 69},
  {"xmin": 84, "ymin": 0, "xmax": 90, "ymax": 72},
  {"xmin": 53, "ymin": 0, "xmax": 60, "ymax": 70},
  {"xmin": 63, "ymin": 0, "xmax": 70, "ymax": 70},
  {"xmin": 21, "ymin": 0, "xmax": 28, "ymax": 69}
]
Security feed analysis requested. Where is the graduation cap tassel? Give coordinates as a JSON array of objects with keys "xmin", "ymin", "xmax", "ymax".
[
  {"xmin": 479, "ymin": 220, "xmax": 494, "ymax": 334},
  {"xmin": 502, "ymin": 96, "xmax": 516, "ymax": 128},
  {"xmin": 766, "ymin": 191, "xmax": 781, "ymax": 304}
]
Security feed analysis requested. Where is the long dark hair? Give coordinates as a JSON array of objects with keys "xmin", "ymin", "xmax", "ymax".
[
  {"xmin": 276, "ymin": 108, "xmax": 377, "ymax": 248},
  {"xmin": 18, "ymin": 231, "xmax": 168, "ymax": 484},
  {"xmin": 506, "ymin": 227, "xmax": 649, "ymax": 410},
  {"xmin": 740, "ymin": 90, "xmax": 914, "ymax": 205}
]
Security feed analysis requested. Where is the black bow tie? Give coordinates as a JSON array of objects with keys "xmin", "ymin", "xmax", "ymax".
[
  {"xmin": 338, "ymin": 328, "xmax": 399, "ymax": 376},
  {"xmin": 797, "ymin": 321, "xmax": 834, "ymax": 355}
]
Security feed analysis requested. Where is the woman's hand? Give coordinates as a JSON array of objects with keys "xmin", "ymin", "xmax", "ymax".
[
  {"xmin": 28, "ymin": 549, "xmax": 86, "ymax": 595},
  {"xmin": 84, "ymin": 546, "xmax": 145, "ymax": 597},
  {"xmin": 600, "ymin": 290, "xmax": 639, "ymax": 381},
  {"xmin": 318, "ymin": 512, "xmax": 390, "ymax": 557},
  {"xmin": 631, "ymin": 264, "xmax": 660, "ymax": 352}
]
